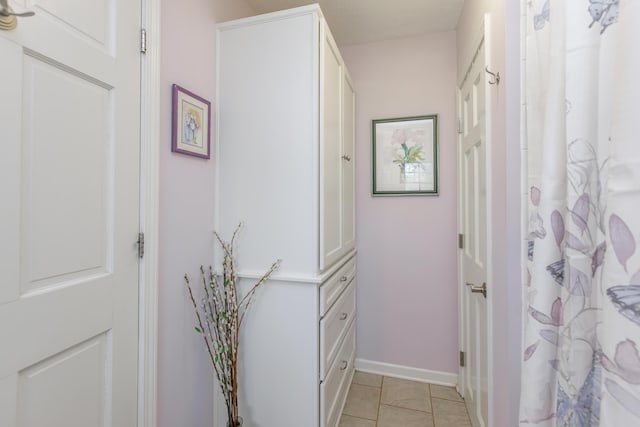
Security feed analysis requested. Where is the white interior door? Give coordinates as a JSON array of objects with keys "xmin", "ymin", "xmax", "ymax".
[
  {"xmin": 0, "ymin": 0, "xmax": 141, "ymax": 425},
  {"xmin": 458, "ymin": 37, "xmax": 489, "ymax": 427}
]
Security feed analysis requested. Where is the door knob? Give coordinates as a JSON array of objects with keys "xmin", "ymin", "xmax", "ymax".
[
  {"xmin": 0, "ymin": 8, "xmax": 34, "ymax": 17},
  {"xmin": 468, "ymin": 282, "xmax": 487, "ymax": 298},
  {"xmin": 0, "ymin": 0, "xmax": 34, "ymax": 17},
  {"xmin": 0, "ymin": 0, "xmax": 34, "ymax": 31}
]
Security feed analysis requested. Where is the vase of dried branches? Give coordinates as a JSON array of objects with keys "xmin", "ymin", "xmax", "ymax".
[
  {"xmin": 185, "ymin": 223, "xmax": 280, "ymax": 427},
  {"xmin": 228, "ymin": 416, "xmax": 243, "ymax": 427}
]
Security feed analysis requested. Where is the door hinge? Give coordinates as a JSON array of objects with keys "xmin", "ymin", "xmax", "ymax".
[
  {"xmin": 140, "ymin": 29, "xmax": 147, "ymax": 54},
  {"xmin": 137, "ymin": 232, "xmax": 145, "ymax": 258},
  {"xmin": 457, "ymin": 118, "xmax": 463, "ymax": 134},
  {"xmin": 459, "ymin": 351, "xmax": 465, "ymax": 367},
  {"xmin": 458, "ymin": 233, "xmax": 464, "ymax": 250}
]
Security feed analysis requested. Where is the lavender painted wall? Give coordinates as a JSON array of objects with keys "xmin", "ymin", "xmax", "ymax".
[
  {"xmin": 341, "ymin": 32, "xmax": 459, "ymax": 375},
  {"xmin": 456, "ymin": 1, "xmax": 522, "ymax": 426},
  {"xmin": 156, "ymin": 2, "xmax": 520, "ymax": 424},
  {"xmin": 158, "ymin": 1, "xmax": 254, "ymax": 426}
]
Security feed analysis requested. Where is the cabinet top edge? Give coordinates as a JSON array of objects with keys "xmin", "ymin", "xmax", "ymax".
[
  {"xmin": 234, "ymin": 249, "xmax": 357, "ymax": 285},
  {"xmin": 217, "ymin": 3, "xmax": 323, "ymax": 32}
]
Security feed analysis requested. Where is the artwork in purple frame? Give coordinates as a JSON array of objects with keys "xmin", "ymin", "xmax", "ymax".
[{"xmin": 171, "ymin": 84, "xmax": 211, "ymax": 159}]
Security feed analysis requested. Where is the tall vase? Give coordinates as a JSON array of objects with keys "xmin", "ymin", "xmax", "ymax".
[
  {"xmin": 399, "ymin": 164, "xmax": 406, "ymax": 183},
  {"xmin": 228, "ymin": 416, "xmax": 243, "ymax": 427}
]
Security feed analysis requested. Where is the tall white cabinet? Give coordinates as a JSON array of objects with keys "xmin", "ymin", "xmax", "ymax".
[{"xmin": 216, "ymin": 5, "xmax": 356, "ymax": 427}]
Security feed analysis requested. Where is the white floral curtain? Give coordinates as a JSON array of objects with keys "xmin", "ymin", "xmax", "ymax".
[{"xmin": 520, "ymin": 1, "xmax": 640, "ymax": 425}]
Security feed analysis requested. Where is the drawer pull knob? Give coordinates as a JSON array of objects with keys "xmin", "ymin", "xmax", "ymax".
[
  {"xmin": 340, "ymin": 275, "xmax": 348, "ymax": 282},
  {"xmin": 340, "ymin": 313, "xmax": 348, "ymax": 320},
  {"xmin": 340, "ymin": 360, "xmax": 348, "ymax": 370}
]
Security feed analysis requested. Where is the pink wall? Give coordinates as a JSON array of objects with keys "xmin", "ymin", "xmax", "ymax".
[
  {"xmin": 456, "ymin": 1, "xmax": 522, "ymax": 426},
  {"xmin": 341, "ymin": 32, "xmax": 459, "ymax": 375},
  {"xmin": 156, "ymin": 2, "xmax": 521, "ymax": 424},
  {"xmin": 158, "ymin": 1, "xmax": 254, "ymax": 426}
]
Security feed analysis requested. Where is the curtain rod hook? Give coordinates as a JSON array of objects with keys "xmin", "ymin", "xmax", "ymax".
[{"xmin": 485, "ymin": 66, "xmax": 500, "ymax": 85}]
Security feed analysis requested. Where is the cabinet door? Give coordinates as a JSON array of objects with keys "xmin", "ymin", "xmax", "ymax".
[
  {"xmin": 320, "ymin": 22, "xmax": 343, "ymax": 271},
  {"xmin": 342, "ymin": 72, "xmax": 356, "ymax": 253}
]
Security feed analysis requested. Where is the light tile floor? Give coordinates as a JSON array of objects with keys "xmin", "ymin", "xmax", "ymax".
[{"xmin": 339, "ymin": 371, "xmax": 472, "ymax": 427}]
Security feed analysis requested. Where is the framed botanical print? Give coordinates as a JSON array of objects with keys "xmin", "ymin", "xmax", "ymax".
[{"xmin": 372, "ymin": 115, "xmax": 438, "ymax": 196}]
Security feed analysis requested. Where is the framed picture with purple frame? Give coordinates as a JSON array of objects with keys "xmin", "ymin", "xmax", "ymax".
[{"xmin": 171, "ymin": 84, "xmax": 211, "ymax": 159}]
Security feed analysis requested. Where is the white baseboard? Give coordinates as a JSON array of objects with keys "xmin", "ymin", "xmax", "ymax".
[{"xmin": 354, "ymin": 358, "xmax": 458, "ymax": 387}]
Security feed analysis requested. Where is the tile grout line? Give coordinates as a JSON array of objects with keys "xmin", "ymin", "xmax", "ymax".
[{"xmin": 429, "ymin": 384, "xmax": 436, "ymax": 427}]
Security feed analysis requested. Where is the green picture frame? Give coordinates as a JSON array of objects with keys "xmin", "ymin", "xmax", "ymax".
[{"xmin": 372, "ymin": 115, "xmax": 439, "ymax": 196}]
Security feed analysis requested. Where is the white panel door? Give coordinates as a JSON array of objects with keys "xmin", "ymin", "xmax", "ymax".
[
  {"xmin": 0, "ymin": 0, "xmax": 141, "ymax": 425},
  {"xmin": 458, "ymin": 40, "xmax": 489, "ymax": 427},
  {"xmin": 342, "ymin": 72, "xmax": 355, "ymax": 254},
  {"xmin": 320, "ymin": 21, "xmax": 343, "ymax": 271}
]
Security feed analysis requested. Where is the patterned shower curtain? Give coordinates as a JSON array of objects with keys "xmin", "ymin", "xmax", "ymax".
[{"xmin": 520, "ymin": 1, "xmax": 640, "ymax": 426}]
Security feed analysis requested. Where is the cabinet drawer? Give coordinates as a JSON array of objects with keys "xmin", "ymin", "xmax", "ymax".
[
  {"xmin": 320, "ymin": 322, "xmax": 355, "ymax": 427},
  {"xmin": 320, "ymin": 257, "xmax": 355, "ymax": 316},
  {"xmin": 320, "ymin": 281, "xmax": 355, "ymax": 379}
]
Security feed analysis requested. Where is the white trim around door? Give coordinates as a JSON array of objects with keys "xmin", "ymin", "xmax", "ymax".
[{"xmin": 139, "ymin": 0, "xmax": 161, "ymax": 426}]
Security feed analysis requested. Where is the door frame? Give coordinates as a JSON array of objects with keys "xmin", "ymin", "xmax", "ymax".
[
  {"xmin": 456, "ymin": 13, "xmax": 494, "ymax": 427},
  {"xmin": 139, "ymin": 0, "xmax": 161, "ymax": 426}
]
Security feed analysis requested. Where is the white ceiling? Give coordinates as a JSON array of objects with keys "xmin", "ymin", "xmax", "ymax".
[{"xmin": 244, "ymin": 0, "xmax": 465, "ymax": 46}]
